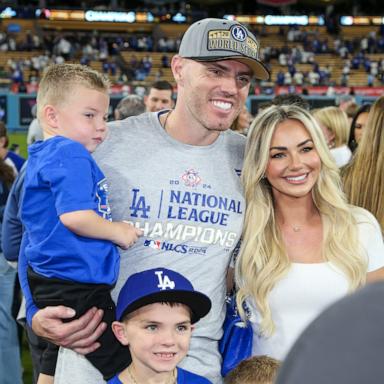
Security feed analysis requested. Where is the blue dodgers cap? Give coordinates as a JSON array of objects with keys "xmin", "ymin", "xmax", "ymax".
[
  {"xmin": 178, "ymin": 18, "xmax": 270, "ymax": 81},
  {"xmin": 116, "ymin": 268, "xmax": 212, "ymax": 324}
]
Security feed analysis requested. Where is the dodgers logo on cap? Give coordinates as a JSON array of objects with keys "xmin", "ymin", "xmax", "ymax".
[
  {"xmin": 178, "ymin": 18, "xmax": 270, "ymax": 80},
  {"xmin": 231, "ymin": 25, "xmax": 247, "ymax": 42},
  {"xmin": 155, "ymin": 270, "xmax": 176, "ymax": 290}
]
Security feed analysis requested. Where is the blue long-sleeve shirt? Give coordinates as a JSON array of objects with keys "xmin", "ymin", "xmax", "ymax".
[
  {"xmin": 0, "ymin": 163, "xmax": 38, "ymax": 325},
  {"xmin": 19, "ymin": 231, "xmax": 38, "ymax": 325},
  {"xmin": 1, "ymin": 164, "xmax": 25, "ymax": 261}
]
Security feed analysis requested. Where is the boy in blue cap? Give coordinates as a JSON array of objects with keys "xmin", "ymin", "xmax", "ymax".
[{"xmin": 109, "ymin": 268, "xmax": 213, "ymax": 384}]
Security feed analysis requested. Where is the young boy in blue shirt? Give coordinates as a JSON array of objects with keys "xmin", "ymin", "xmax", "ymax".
[
  {"xmin": 109, "ymin": 267, "xmax": 213, "ymax": 384},
  {"xmin": 19, "ymin": 63, "xmax": 142, "ymax": 383}
]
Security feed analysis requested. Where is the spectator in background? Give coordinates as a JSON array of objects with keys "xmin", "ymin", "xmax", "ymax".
[
  {"xmin": 336, "ymin": 94, "xmax": 355, "ymax": 112},
  {"xmin": 144, "ymin": 80, "xmax": 174, "ymax": 112},
  {"xmin": 343, "ymin": 96, "xmax": 384, "ymax": 232},
  {"xmin": 0, "ymin": 121, "xmax": 25, "ymax": 174},
  {"xmin": 313, "ymin": 106, "xmax": 352, "ymax": 167},
  {"xmin": 344, "ymin": 102, "xmax": 359, "ymax": 126},
  {"xmin": 231, "ymin": 104, "xmax": 253, "ymax": 135},
  {"xmin": 161, "ymin": 54, "xmax": 170, "ymax": 68},
  {"xmin": 347, "ymin": 103, "xmax": 371, "ymax": 152},
  {"xmin": 114, "ymin": 95, "xmax": 145, "ymax": 120},
  {"xmin": 276, "ymin": 70, "xmax": 285, "ymax": 86}
]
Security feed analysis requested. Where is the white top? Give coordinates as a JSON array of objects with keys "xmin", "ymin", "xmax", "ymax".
[
  {"xmin": 330, "ymin": 145, "xmax": 352, "ymax": 168},
  {"xmin": 247, "ymin": 207, "xmax": 384, "ymax": 360}
]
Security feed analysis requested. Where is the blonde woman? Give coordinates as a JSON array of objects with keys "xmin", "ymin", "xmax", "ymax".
[
  {"xmin": 235, "ymin": 104, "xmax": 384, "ymax": 361},
  {"xmin": 343, "ymin": 96, "xmax": 384, "ymax": 232},
  {"xmin": 312, "ymin": 106, "xmax": 352, "ymax": 167}
]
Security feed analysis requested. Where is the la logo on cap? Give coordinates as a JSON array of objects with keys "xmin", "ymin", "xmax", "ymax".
[
  {"xmin": 155, "ymin": 270, "xmax": 176, "ymax": 290},
  {"xmin": 231, "ymin": 25, "xmax": 247, "ymax": 42}
]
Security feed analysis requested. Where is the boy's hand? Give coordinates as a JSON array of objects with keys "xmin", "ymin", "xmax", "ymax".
[{"xmin": 112, "ymin": 222, "xmax": 143, "ymax": 249}]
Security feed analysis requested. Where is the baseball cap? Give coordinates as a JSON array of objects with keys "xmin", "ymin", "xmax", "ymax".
[
  {"xmin": 178, "ymin": 18, "xmax": 270, "ymax": 81},
  {"xmin": 116, "ymin": 268, "xmax": 212, "ymax": 323}
]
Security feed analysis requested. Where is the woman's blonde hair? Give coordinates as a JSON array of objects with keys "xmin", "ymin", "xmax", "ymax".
[
  {"xmin": 313, "ymin": 106, "xmax": 350, "ymax": 147},
  {"xmin": 236, "ymin": 104, "xmax": 366, "ymax": 335},
  {"xmin": 343, "ymin": 95, "xmax": 384, "ymax": 232}
]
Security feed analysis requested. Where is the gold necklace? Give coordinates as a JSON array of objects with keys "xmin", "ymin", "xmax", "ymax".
[
  {"xmin": 127, "ymin": 366, "xmax": 176, "ymax": 384},
  {"xmin": 162, "ymin": 109, "xmax": 173, "ymax": 132}
]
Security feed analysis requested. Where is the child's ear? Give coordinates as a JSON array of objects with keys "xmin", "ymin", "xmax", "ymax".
[
  {"xmin": 112, "ymin": 321, "xmax": 129, "ymax": 346},
  {"xmin": 43, "ymin": 105, "xmax": 59, "ymax": 128}
]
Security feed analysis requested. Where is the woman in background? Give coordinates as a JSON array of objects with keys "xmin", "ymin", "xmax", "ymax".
[
  {"xmin": 347, "ymin": 103, "xmax": 371, "ymax": 153},
  {"xmin": 343, "ymin": 96, "xmax": 384, "ymax": 233},
  {"xmin": 313, "ymin": 106, "xmax": 352, "ymax": 167}
]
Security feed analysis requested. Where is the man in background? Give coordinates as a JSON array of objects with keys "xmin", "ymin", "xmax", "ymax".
[{"xmin": 144, "ymin": 80, "xmax": 174, "ymax": 112}]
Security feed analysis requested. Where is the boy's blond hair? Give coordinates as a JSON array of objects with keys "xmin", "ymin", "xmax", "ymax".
[
  {"xmin": 36, "ymin": 63, "xmax": 110, "ymax": 120},
  {"xmin": 224, "ymin": 355, "xmax": 280, "ymax": 384}
]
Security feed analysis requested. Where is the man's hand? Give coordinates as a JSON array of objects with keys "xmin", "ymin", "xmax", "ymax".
[{"xmin": 31, "ymin": 306, "xmax": 107, "ymax": 355}]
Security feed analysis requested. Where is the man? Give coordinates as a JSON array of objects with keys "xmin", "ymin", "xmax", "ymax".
[
  {"xmin": 144, "ymin": 80, "xmax": 174, "ymax": 112},
  {"xmin": 113, "ymin": 94, "xmax": 145, "ymax": 120},
  {"xmin": 28, "ymin": 18, "xmax": 269, "ymax": 384}
]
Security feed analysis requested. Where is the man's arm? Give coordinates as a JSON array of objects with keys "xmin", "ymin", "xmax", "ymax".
[
  {"xmin": 60, "ymin": 210, "xmax": 142, "ymax": 250},
  {"xmin": 18, "ymin": 232, "xmax": 39, "ymax": 324},
  {"xmin": 2, "ymin": 165, "xmax": 25, "ymax": 261}
]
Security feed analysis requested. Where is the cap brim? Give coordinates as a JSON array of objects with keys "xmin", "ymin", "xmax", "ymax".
[
  {"xmin": 119, "ymin": 290, "xmax": 212, "ymax": 324},
  {"xmin": 191, "ymin": 56, "xmax": 270, "ymax": 81}
]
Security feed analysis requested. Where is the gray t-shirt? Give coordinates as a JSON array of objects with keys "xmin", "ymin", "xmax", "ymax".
[{"xmin": 54, "ymin": 112, "xmax": 245, "ymax": 384}]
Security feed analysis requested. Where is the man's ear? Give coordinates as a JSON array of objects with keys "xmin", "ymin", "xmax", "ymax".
[
  {"xmin": 112, "ymin": 321, "xmax": 129, "ymax": 346},
  {"xmin": 42, "ymin": 105, "xmax": 59, "ymax": 128},
  {"xmin": 171, "ymin": 55, "xmax": 185, "ymax": 86}
]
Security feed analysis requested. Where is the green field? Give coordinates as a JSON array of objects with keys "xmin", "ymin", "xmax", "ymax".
[{"xmin": 9, "ymin": 132, "xmax": 28, "ymax": 159}]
